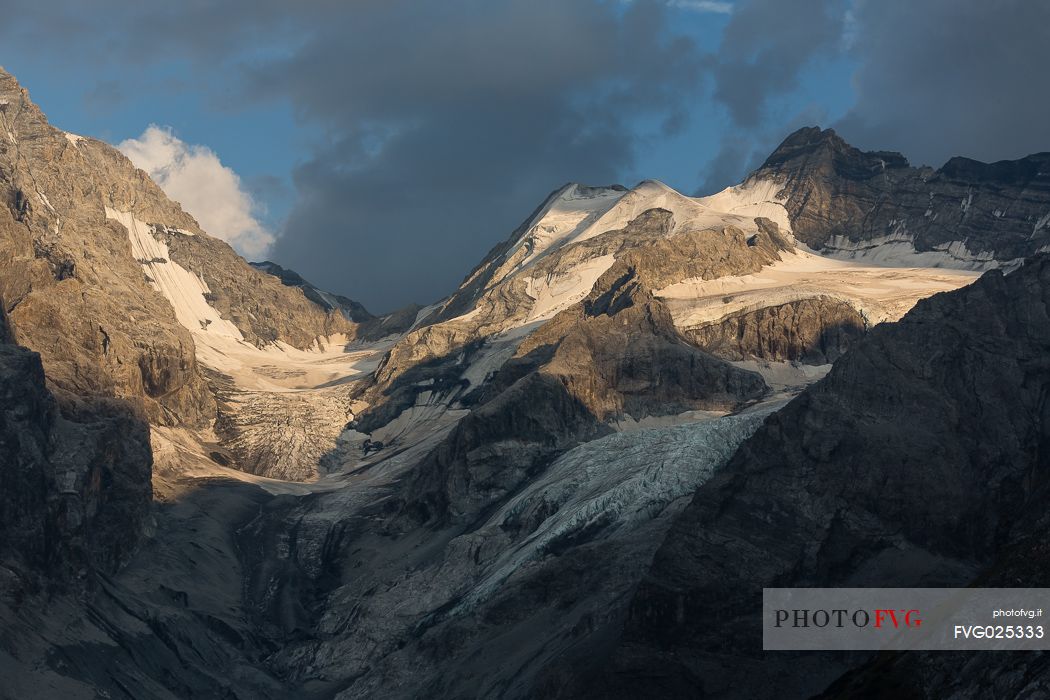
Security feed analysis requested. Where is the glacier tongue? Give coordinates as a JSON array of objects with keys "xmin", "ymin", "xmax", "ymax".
[
  {"xmin": 291, "ymin": 406, "xmax": 781, "ymax": 697},
  {"xmin": 442, "ymin": 406, "xmax": 778, "ymax": 617}
]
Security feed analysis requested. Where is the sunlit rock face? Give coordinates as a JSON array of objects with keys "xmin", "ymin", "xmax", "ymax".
[
  {"xmin": 0, "ymin": 67, "xmax": 369, "ymax": 479},
  {"xmin": 682, "ymin": 295, "xmax": 866, "ymax": 365},
  {"xmin": 2, "ymin": 62, "xmax": 1049, "ymax": 700}
]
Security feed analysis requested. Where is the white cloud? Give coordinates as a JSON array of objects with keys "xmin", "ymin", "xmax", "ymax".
[
  {"xmin": 667, "ymin": 0, "xmax": 733, "ymax": 13},
  {"xmin": 118, "ymin": 125, "xmax": 275, "ymax": 259}
]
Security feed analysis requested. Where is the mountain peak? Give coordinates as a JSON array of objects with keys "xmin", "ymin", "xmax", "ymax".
[
  {"xmin": 759, "ymin": 126, "xmax": 911, "ymax": 173},
  {"xmin": 749, "ymin": 124, "xmax": 1050, "ymax": 262}
]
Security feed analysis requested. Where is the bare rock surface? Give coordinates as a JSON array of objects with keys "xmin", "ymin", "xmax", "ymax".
[
  {"xmin": 683, "ymin": 294, "xmax": 866, "ymax": 364},
  {"xmin": 163, "ymin": 232, "xmax": 354, "ymax": 348},
  {"xmin": 398, "ymin": 258, "xmax": 768, "ymax": 526},
  {"xmin": 759, "ymin": 126, "xmax": 1050, "ymax": 265},
  {"xmin": 0, "ymin": 69, "xmax": 214, "ymax": 425},
  {"xmin": 361, "ymin": 206, "xmax": 790, "ymax": 434},
  {"xmin": 250, "ymin": 260, "xmax": 374, "ymax": 323},
  {"xmin": 0, "ymin": 68, "xmax": 358, "ymax": 430},
  {"xmin": 0, "ymin": 305, "xmax": 152, "ymax": 595},
  {"xmin": 5, "ymin": 66, "xmax": 1050, "ymax": 699},
  {"xmin": 595, "ymin": 254, "xmax": 1050, "ymax": 699}
]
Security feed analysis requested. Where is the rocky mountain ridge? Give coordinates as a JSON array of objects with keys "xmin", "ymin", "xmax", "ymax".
[
  {"xmin": 594, "ymin": 253, "xmax": 1050, "ymax": 699},
  {"xmin": 2, "ymin": 62, "xmax": 1048, "ymax": 699},
  {"xmin": 756, "ymin": 126, "xmax": 1050, "ymax": 266},
  {"xmin": 0, "ymin": 68, "xmax": 362, "ymax": 430},
  {"xmin": 250, "ymin": 260, "xmax": 375, "ymax": 323}
]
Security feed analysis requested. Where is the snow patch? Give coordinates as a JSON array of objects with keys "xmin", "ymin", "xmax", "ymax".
[
  {"xmin": 512, "ymin": 184, "xmax": 626, "ymax": 269},
  {"xmin": 585, "ymin": 178, "xmax": 787, "ymax": 245},
  {"xmin": 505, "ymin": 177, "xmax": 791, "ymax": 285},
  {"xmin": 658, "ymin": 247, "xmax": 980, "ymax": 327},
  {"xmin": 463, "ymin": 178, "xmax": 798, "ymax": 329},
  {"xmin": 36, "ymin": 191, "xmax": 56, "ymax": 215},
  {"xmin": 821, "ymin": 231, "xmax": 1003, "ymax": 270},
  {"xmin": 459, "ymin": 335, "xmax": 522, "ymax": 389},
  {"xmin": 106, "ymin": 207, "xmax": 245, "ymax": 341},
  {"xmin": 697, "ymin": 177, "xmax": 793, "ymax": 233},
  {"xmin": 523, "ymin": 254, "xmax": 616, "ymax": 322},
  {"xmin": 312, "ymin": 288, "xmax": 341, "ymax": 310},
  {"xmin": 409, "ymin": 302, "xmax": 441, "ymax": 332},
  {"xmin": 118, "ymin": 126, "xmax": 275, "ymax": 258},
  {"xmin": 1034, "ymin": 211, "xmax": 1050, "ymax": 236}
]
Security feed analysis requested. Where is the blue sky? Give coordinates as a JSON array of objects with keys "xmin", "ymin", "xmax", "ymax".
[
  {"xmin": 0, "ymin": 0, "xmax": 1045, "ymax": 311},
  {"xmin": 3, "ymin": 2, "xmax": 855, "ymax": 215},
  {"xmin": 2, "ymin": 55, "xmax": 308, "ymax": 228}
]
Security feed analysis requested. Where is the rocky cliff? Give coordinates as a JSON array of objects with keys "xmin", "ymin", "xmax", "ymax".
[
  {"xmin": 682, "ymin": 295, "xmax": 866, "ymax": 364},
  {"xmin": 249, "ymin": 260, "xmax": 374, "ymax": 324},
  {"xmin": 756, "ymin": 126, "xmax": 1050, "ymax": 265},
  {"xmin": 0, "ymin": 68, "xmax": 355, "ymax": 428},
  {"xmin": 4, "ymin": 65, "xmax": 1048, "ymax": 699},
  {"xmin": 0, "ymin": 307, "xmax": 152, "ymax": 598},
  {"xmin": 400, "ymin": 257, "xmax": 768, "ymax": 525},
  {"xmin": 596, "ymin": 254, "xmax": 1050, "ymax": 699},
  {"xmin": 360, "ymin": 204, "xmax": 793, "ymax": 433},
  {"xmin": 0, "ymin": 70, "xmax": 213, "ymax": 425}
]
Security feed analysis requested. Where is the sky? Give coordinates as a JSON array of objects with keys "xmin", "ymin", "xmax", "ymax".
[{"xmin": 0, "ymin": 0, "xmax": 1047, "ymax": 312}]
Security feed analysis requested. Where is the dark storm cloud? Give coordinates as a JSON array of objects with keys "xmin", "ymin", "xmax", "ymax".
[
  {"xmin": 695, "ymin": 103, "xmax": 833, "ymax": 195},
  {"xmin": 0, "ymin": 0, "xmax": 706, "ymax": 311},
  {"xmin": 834, "ymin": 0, "xmax": 1050, "ymax": 167},
  {"xmin": 695, "ymin": 0, "xmax": 846, "ymax": 193},
  {"xmin": 250, "ymin": 0, "xmax": 706, "ymax": 311},
  {"xmin": 701, "ymin": 0, "xmax": 1050, "ymax": 194},
  {"xmin": 711, "ymin": 0, "xmax": 844, "ymax": 128},
  {"xmin": 695, "ymin": 135, "xmax": 754, "ymax": 195},
  {"xmin": 3, "ymin": 0, "xmax": 1045, "ymax": 310}
]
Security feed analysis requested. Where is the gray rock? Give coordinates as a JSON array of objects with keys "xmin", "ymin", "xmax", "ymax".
[
  {"xmin": 759, "ymin": 126, "xmax": 1050, "ymax": 263},
  {"xmin": 250, "ymin": 260, "xmax": 374, "ymax": 323},
  {"xmin": 683, "ymin": 295, "xmax": 866, "ymax": 364},
  {"xmin": 0, "ymin": 306, "xmax": 152, "ymax": 596},
  {"xmin": 6, "ymin": 69, "xmax": 1050, "ymax": 700},
  {"xmin": 164, "ymin": 231, "xmax": 355, "ymax": 348},
  {"xmin": 363, "ymin": 207, "xmax": 789, "ymax": 433},
  {"xmin": 0, "ymin": 69, "xmax": 214, "ymax": 426},
  {"xmin": 400, "ymin": 258, "xmax": 768, "ymax": 526},
  {"xmin": 595, "ymin": 254, "xmax": 1050, "ymax": 699}
]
